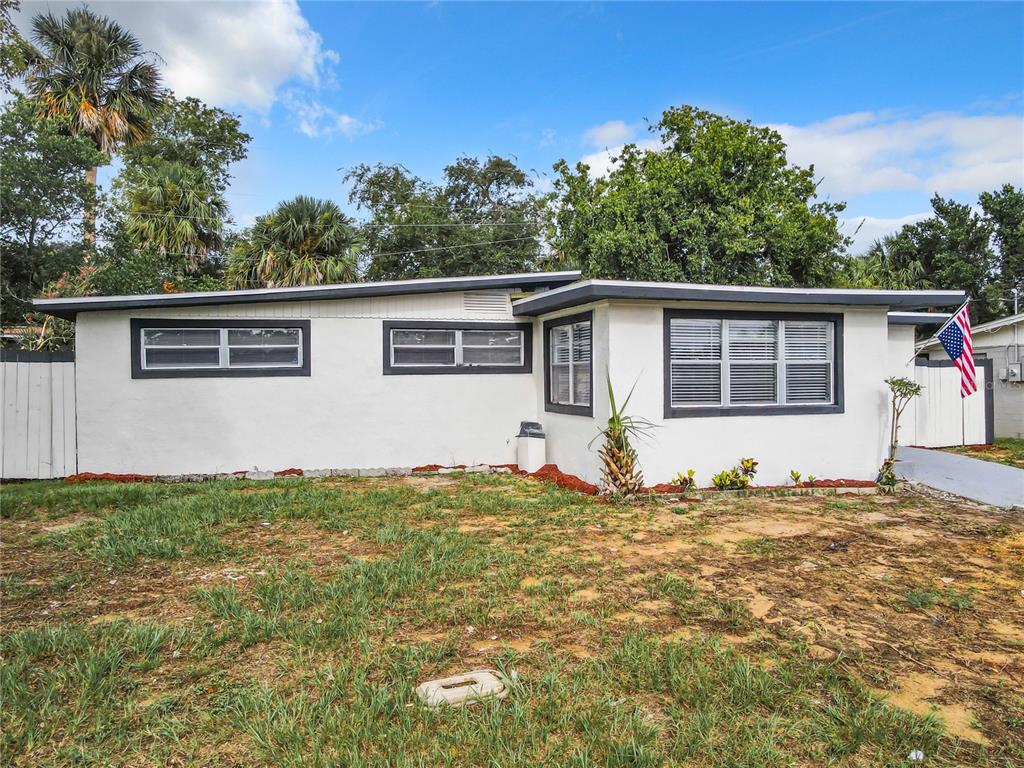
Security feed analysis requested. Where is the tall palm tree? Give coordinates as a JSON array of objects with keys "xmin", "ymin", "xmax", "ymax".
[
  {"xmin": 227, "ymin": 196, "xmax": 360, "ymax": 288},
  {"xmin": 22, "ymin": 7, "xmax": 163, "ymax": 244},
  {"xmin": 124, "ymin": 161, "xmax": 226, "ymax": 268}
]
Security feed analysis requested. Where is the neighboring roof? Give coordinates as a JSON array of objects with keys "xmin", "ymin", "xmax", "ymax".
[
  {"xmin": 917, "ymin": 311, "xmax": 1024, "ymax": 351},
  {"xmin": 511, "ymin": 279, "xmax": 967, "ymax": 316},
  {"xmin": 32, "ymin": 271, "xmax": 582, "ymax": 320},
  {"xmin": 887, "ymin": 311, "xmax": 952, "ymax": 326}
]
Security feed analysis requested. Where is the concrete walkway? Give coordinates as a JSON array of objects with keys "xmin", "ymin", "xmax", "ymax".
[{"xmin": 896, "ymin": 446, "xmax": 1024, "ymax": 508}]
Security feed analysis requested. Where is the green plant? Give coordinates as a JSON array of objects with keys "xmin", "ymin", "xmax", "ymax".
[
  {"xmin": 738, "ymin": 458, "xmax": 758, "ymax": 478},
  {"xmin": 877, "ymin": 458, "xmax": 897, "ymax": 494},
  {"xmin": 789, "ymin": 470, "xmax": 801, "ymax": 485},
  {"xmin": 885, "ymin": 376, "xmax": 924, "ymax": 461},
  {"xmin": 591, "ymin": 374, "xmax": 656, "ymax": 498},
  {"xmin": 805, "ymin": 475, "xmax": 816, "ymax": 485},
  {"xmin": 711, "ymin": 469, "xmax": 750, "ymax": 491},
  {"xmin": 670, "ymin": 469, "xmax": 696, "ymax": 491}
]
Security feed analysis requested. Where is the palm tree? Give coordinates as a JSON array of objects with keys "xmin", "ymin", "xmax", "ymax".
[
  {"xmin": 227, "ymin": 196, "xmax": 360, "ymax": 288},
  {"xmin": 124, "ymin": 161, "xmax": 226, "ymax": 268},
  {"xmin": 22, "ymin": 7, "xmax": 163, "ymax": 244}
]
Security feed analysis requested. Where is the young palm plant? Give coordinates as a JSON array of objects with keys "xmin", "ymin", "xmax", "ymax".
[{"xmin": 592, "ymin": 374, "xmax": 656, "ymax": 498}]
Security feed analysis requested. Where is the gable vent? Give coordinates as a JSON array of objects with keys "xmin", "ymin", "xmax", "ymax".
[{"xmin": 463, "ymin": 291, "xmax": 510, "ymax": 314}]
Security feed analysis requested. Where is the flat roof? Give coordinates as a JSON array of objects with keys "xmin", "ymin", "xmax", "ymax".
[
  {"xmin": 33, "ymin": 271, "xmax": 582, "ymax": 320},
  {"xmin": 886, "ymin": 311, "xmax": 952, "ymax": 326},
  {"xmin": 511, "ymin": 279, "xmax": 966, "ymax": 316}
]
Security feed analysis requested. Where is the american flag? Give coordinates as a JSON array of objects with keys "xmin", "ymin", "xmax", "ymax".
[{"xmin": 937, "ymin": 302, "xmax": 976, "ymax": 397}]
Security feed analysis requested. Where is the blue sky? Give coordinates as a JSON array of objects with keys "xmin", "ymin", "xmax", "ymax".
[{"xmin": 17, "ymin": 1, "xmax": 1024, "ymax": 253}]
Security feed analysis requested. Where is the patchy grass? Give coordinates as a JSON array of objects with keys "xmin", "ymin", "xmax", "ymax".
[
  {"xmin": 942, "ymin": 437, "xmax": 1024, "ymax": 469},
  {"xmin": 1, "ymin": 474, "xmax": 1022, "ymax": 766}
]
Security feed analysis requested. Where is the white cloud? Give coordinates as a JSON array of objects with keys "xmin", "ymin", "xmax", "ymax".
[
  {"xmin": 16, "ymin": 0, "xmax": 335, "ymax": 112},
  {"xmin": 579, "ymin": 138, "xmax": 661, "ymax": 178},
  {"xmin": 770, "ymin": 111, "xmax": 1024, "ymax": 198},
  {"xmin": 283, "ymin": 92, "xmax": 382, "ymax": 139},
  {"xmin": 582, "ymin": 119, "xmax": 637, "ymax": 148},
  {"xmin": 840, "ymin": 212, "xmax": 932, "ymax": 255}
]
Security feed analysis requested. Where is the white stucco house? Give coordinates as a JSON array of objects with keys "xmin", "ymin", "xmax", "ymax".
[
  {"xmin": 917, "ymin": 312, "xmax": 1023, "ymax": 439},
  {"xmin": 32, "ymin": 271, "xmax": 966, "ymax": 486}
]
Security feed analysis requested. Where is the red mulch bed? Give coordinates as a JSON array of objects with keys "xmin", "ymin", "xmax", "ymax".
[
  {"xmin": 411, "ymin": 463, "xmax": 467, "ymax": 472},
  {"xmin": 273, "ymin": 468, "xmax": 304, "ymax": 477},
  {"xmin": 527, "ymin": 464, "xmax": 599, "ymax": 495},
  {"xmin": 644, "ymin": 478, "xmax": 876, "ymax": 494},
  {"xmin": 65, "ymin": 472, "xmax": 155, "ymax": 484}
]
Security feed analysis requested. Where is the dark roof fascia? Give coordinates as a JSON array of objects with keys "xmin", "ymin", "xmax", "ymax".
[
  {"xmin": 33, "ymin": 272, "xmax": 582, "ymax": 320},
  {"xmin": 512, "ymin": 282, "xmax": 967, "ymax": 316}
]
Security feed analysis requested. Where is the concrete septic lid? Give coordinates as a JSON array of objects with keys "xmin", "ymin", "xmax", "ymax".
[{"xmin": 415, "ymin": 669, "xmax": 508, "ymax": 708}]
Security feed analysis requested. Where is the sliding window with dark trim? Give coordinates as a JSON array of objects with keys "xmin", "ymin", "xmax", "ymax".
[
  {"xmin": 543, "ymin": 311, "xmax": 593, "ymax": 416},
  {"xmin": 131, "ymin": 319, "xmax": 311, "ymax": 379},
  {"xmin": 663, "ymin": 309, "xmax": 844, "ymax": 418},
  {"xmin": 382, "ymin": 321, "xmax": 532, "ymax": 375}
]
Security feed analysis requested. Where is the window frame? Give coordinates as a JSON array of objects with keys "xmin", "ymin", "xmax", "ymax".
[
  {"xmin": 543, "ymin": 310, "xmax": 594, "ymax": 417},
  {"xmin": 130, "ymin": 319, "xmax": 311, "ymax": 379},
  {"xmin": 381, "ymin": 320, "xmax": 532, "ymax": 375},
  {"xmin": 662, "ymin": 309, "xmax": 843, "ymax": 418}
]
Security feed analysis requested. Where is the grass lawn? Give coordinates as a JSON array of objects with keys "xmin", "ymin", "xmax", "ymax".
[
  {"xmin": 942, "ymin": 438, "xmax": 1024, "ymax": 470},
  {"xmin": 1, "ymin": 474, "xmax": 1022, "ymax": 767}
]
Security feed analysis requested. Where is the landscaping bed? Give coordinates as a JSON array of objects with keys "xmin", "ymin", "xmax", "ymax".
[{"xmin": 2, "ymin": 473, "xmax": 1021, "ymax": 766}]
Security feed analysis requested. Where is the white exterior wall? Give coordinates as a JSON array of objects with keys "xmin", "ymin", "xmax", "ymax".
[
  {"xmin": 74, "ymin": 290, "xmax": 538, "ymax": 475},
  {"xmin": 887, "ymin": 324, "xmax": 920, "ymax": 446},
  {"xmin": 536, "ymin": 301, "xmax": 893, "ymax": 487}
]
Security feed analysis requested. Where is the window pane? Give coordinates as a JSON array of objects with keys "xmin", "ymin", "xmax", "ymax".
[
  {"xmin": 229, "ymin": 347, "xmax": 300, "ymax": 367},
  {"xmin": 228, "ymin": 328, "xmax": 300, "ymax": 346},
  {"xmin": 143, "ymin": 328, "xmax": 220, "ymax": 347},
  {"xmin": 670, "ymin": 319, "xmax": 721, "ymax": 360},
  {"xmin": 462, "ymin": 330, "xmax": 521, "ymax": 347},
  {"xmin": 671, "ymin": 363, "xmax": 721, "ymax": 406},
  {"xmin": 392, "ymin": 329, "xmax": 456, "ymax": 346},
  {"xmin": 729, "ymin": 363, "xmax": 777, "ymax": 404},
  {"xmin": 550, "ymin": 326, "xmax": 571, "ymax": 364},
  {"xmin": 463, "ymin": 346, "xmax": 522, "ymax": 365},
  {"xmin": 393, "ymin": 347, "xmax": 456, "ymax": 366},
  {"xmin": 786, "ymin": 363, "xmax": 832, "ymax": 403},
  {"xmin": 551, "ymin": 364, "xmax": 571, "ymax": 404},
  {"xmin": 144, "ymin": 347, "xmax": 220, "ymax": 368},
  {"xmin": 572, "ymin": 321, "xmax": 591, "ymax": 363},
  {"xmin": 784, "ymin": 321, "xmax": 831, "ymax": 360},
  {"xmin": 728, "ymin": 320, "xmax": 777, "ymax": 360},
  {"xmin": 573, "ymin": 366, "xmax": 591, "ymax": 405}
]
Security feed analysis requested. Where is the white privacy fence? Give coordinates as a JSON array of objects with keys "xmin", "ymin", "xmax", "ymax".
[
  {"xmin": 907, "ymin": 359, "xmax": 993, "ymax": 448},
  {"xmin": 1, "ymin": 351, "xmax": 77, "ymax": 479}
]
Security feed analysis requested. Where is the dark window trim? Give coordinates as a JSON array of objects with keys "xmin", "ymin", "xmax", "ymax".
[
  {"xmin": 915, "ymin": 356, "xmax": 994, "ymax": 444},
  {"xmin": 381, "ymin": 320, "xmax": 533, "ymax": 375},
  {"xmin": 543, "ymin": 310, "xmax": 594, "ymax": 417},
  {"xmin": 130, "ymin": 318, "xmax": 311, "ymax": 379},
  {"xmin": 663, "ymin": 308, "xmax": 845, "ymax": 419}
]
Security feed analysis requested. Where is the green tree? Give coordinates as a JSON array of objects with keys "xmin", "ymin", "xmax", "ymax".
[
  {"xmin": 979, "ymin": 184, "xmax": 1024, "ymax": 299},
  {"xmin": 346, "ymin": 155, "xmax": 548, "ymax": 280},
  {"xmin": 551, "ymin": 106, "xmax": 849, "ymax": 285},
  {"xmin": 861, "ymin": 195, "xmax": 998, "ymax": 321},
  {"xmin": 0, "ymin": 98, "xmax": 105, "ymax": 325},
  {"xmin": 123, "ymin": 161, "xmax": 226, "ymax": 268},
  {"xmin": 226, "ymin": 196, "xmax": 360, "ymax": 288},
  {"xmin": 117, "ymin": 95, "xmax": 250, "ymax": 196},
  {"xmin": 21, "ymin": 7, "xmax": 163, "ymax": 242},
  {"xmin": 1, "ymin": 0, "xmax": 27, "ymax": 94}
]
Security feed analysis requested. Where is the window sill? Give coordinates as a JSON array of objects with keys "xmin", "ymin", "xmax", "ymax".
[
  {"xmin": 545, "ymin": 401, "xmax": 594, "ymax": 417},
  {"xmin": 664, "ymin": 403, "xmax": 844, "ymax": 419},
  {"xmin": 384, "ymin": 365, "xmax": 532, "ymax": 376}
]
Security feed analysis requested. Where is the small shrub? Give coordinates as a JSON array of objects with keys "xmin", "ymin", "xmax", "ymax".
[
  {"xmin": 805, "ymin": 474, "xmax": 816, "ymax": 485},
  {"xmin": 789, "ymin": 470, "xmax": 801, "ymax": 485},
  {"xmin": 877, "ymin": 459, "xmax": 897, "ymax": 494},
  {"xmin": 711, "ymin": 469, "xmax": 750, "ymax": 491},
  {"xmin": 670, "ymin": 469, "xmax": 696, "ymax": 490},
  {"xmin": 738, "ymin": 458, "xmax": 758, "ymax": 478}
]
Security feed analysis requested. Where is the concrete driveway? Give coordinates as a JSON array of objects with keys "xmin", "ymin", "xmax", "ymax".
[{"xmin": 896, "ymin": 446, "xmax": 1024, "ymax": 508}]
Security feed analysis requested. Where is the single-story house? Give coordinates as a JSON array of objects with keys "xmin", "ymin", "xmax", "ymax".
[
  {"xmin": 917, "ymin": 312, "xmax": 1023, "ymax": 439},
  {"xmin": 32, "ymin": 272, "xmax": 965, "ymax": 486}
]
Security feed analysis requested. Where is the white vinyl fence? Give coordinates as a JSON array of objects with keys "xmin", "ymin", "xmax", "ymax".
[
  {"xmin": 908, "ymin": 359, "xmax": 993, "ymax": 448},
  {"xmin": 1, "ymin": 351, "xmax": 77, "ymax": 479}
]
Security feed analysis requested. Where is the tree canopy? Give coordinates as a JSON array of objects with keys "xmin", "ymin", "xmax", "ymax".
[
  {"xmin": 346, "ymin": 156, "xmax": 549, "ymax": 281},
  {"xmin": 550, "ymin": 106, "xmax": 850, "ymax": 286}
]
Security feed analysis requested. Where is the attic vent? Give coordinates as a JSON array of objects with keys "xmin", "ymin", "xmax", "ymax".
[{"xmin": 463, "ymin": 291, "xmax": 510, "ymax": 313}]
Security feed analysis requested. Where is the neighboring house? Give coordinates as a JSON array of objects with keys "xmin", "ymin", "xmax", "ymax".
[
  {"xmin": 918, "ymin": 312, "xmax": 1024, "ymax": 439},
  {"xmin": 31, "ymin": 272, "xmax": 965, "ymax": 486}
]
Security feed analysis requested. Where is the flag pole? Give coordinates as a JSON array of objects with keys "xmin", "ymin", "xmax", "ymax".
[{"xmin": 904, "ymin": 299, "xmax": 969, "ymax": 367}]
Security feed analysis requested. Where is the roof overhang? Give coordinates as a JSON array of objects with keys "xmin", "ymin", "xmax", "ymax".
[
  {"xmin": 886, "ymin": 311, "xmax": 952, "ymax": 326},
  {"xmin": 512, "ymin": 280, "xmax": 967, "ymax": 316},
  {"xmin": 33, "ymin": 271, "xmax": 582, "ymax": 320}
]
